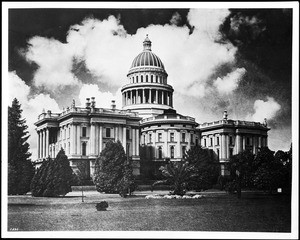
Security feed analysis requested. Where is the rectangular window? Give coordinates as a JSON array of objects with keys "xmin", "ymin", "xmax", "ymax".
[
  {"xmin": 106, "ymin": 128, "xmax": 111, "ymax": 138},
  {"xmin": 190, "ymin": 134, "xmax": 194, "ymax": 144},
  {"xmin": 210, "ymin": 138, "xmax": 213, "ymax": 146},
  {"xmin": 217, "ymin": 149, "xmax": 220, "ymax": 159},
  {"xmin": 64, "ymin": 129, "xmax": 67, "ymax": 139},
  {"xmin": 204, "ymin": 139, "xmax": 206, "ymax": 147},
  {"xmin": 126, "ymin": 129, "xmax": 130, "ymax": 140},
  {"xmin": 229, "ymin": 136, "xmax": 233, "ymax": 145},
  {"xmin": 181, "ymin": 133, "xmax": 186, "ymax": 142},
  {"xmin": 82, "ymin": 127, "xmax": 86, "ymax": 137},
  {"xmin": 68, "ymin": 128, "xmax": 71, "ymax": 138},
  {"xmin": 229, "ymin": 148, "xmax": 233, "ymax": 157},
  {"xmin": 217, "ymin": 136, "xmax": 220, "ymax": 145},
  {"xmin": 158, "ymin": 133, "xmax": 162, "ymax": 142},
  {"xmin": 170, "ymin": 146, "xmax": 175, "ymax": 158},
  {"xmin": 149, "ymin": 133, "xmax": 152, "ymax": 143},
  {"xmin": 170, "ymin": 132, "xmax": 175, "ymax": 142}
]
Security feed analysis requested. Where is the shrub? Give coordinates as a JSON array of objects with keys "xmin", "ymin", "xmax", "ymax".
[{"xmin": 96, "ymin": 201, "xmax": 109, "ymax": 211}]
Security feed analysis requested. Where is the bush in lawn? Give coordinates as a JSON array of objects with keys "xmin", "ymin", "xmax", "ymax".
[
  {"xmin": 96, "ymin": 201, "xmax": 109, "ymax": 211},
  {"xmin": 31, "ymin": 149, "xmax": 73, "ymax": 197},
  {"xmin": 152, "ymin": 160, "xmax": 198, "ymax": 196},
  {"xmin": 94, "ymin": 140, "xmax": 136, "ymax": 197}
]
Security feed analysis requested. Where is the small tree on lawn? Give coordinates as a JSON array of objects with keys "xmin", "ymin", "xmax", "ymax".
[
  {"xmin": 253, "ymin": 147, "xmax": 286, "ymax": 194},
  {"xmin": 8, "ymin": 98, "xmax": 34, "ymax": 195},
  {"xmin": 52, "ymin": 149, "xmax": 73, "ymax": 196},
  {"xmin": 94, "ymin": 140, "xmax": 135, "ymax": 197},
  {"xmin": 152, "ymin": 160, "xmax": 198, "ymax": 196},
  {"xmin": 184, "ymin": 145, "xmax": 220, "ymax": 191},
  {"xmin": 31, "ymin": 149, "xmax": 73, "ymax": 197},
  {"xmin": 31, "ymin": 157, "xmax": 53, "ymax": 197},
  {"xmin": 227, "ymin": 150, "xmax": 255, "ymax": 198}
]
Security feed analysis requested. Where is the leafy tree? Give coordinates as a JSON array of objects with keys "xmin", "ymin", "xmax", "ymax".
[
  {"xmin": 252, "ymin": 147, "xmax": 285, "ymax": 194},
  {"xmin": 226, "ymin": 150, "xmax": 255, "ymax": 198},
  {"xmin": 152, "ymin": 160, "xmax": 198, "ymax": 196},
  {"xmin": 184, "ymin": 146, "xmax": 220, "ymax": 191},
  {"xmin": 30, "ymin": 149, "xmax": 73, "ymax": 197},
  {"xmin": 94, "ymin": 140, "xmax": 135, "ymax": 197},
  {"xmin": 8, "ymin": 98, "xmax": 34, "ymax": 195}
]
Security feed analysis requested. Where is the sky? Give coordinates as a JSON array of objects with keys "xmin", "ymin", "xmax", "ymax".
[{"xmin": 6, "ymin": 5, "xmax": 295, "ymax": 160}]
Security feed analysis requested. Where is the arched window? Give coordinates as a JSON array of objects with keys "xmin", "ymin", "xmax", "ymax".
[
  {"xmin": 156, "ymin": 76, "xmax": 158, "ymax": 83},
  {"xmin": 136, "ymin": 76, "xmax": 138, "ymax": 83},
  {"xmin": 151, "ymin": 75, "xmax": 153, "ymax": 83},
  {"xmin": 158, "ymin": 146, "xmax": 162, "ymax": 159},
  {"xmin": 82, "ymin": 142, "xmax": 86, "ymax": 156},
  {"xmin": 141, "ymin": 75, "xmax": 143, "ymax": 82},
  {"xmin": 170, "ymin": 146, "xmax": 174, "ymax": 158},
  {"xmin": 146, "ymin": 75, "xmax": 148, "ymax": 82}
]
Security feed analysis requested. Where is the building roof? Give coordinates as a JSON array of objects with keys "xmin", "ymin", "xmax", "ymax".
[{"xmin": 129, "ymin": 35, "xmax": 165, "ymax": 70}]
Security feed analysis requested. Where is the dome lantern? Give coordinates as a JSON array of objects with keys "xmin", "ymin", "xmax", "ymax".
[{"xmin": 143, "ymin": 34, "xmax": 152, "ymax": 51}]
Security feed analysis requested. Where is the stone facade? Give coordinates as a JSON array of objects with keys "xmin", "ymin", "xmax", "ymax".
[{"xmin": 34, "ymin": 36, "xmax": 270, "ymax": 178}]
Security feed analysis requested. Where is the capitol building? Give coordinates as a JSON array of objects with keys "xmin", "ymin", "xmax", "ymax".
[{"xmin": 35, "ymin": 35, "xmax": 270, "ymax": 179}]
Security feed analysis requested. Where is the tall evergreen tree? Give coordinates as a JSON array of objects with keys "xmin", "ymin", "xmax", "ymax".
[
  {"xmin": 8, "ymin": 98, "xmax": 34, "ymax": 195},
  {"xmin": 94, "ymin": 140, "xmax": 135, "ymax": 197}
]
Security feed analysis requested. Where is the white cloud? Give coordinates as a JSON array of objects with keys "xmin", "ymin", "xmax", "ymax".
[
  {"xmin": 78, "ymin": 84, "xmax": 122, "ymax": 109},
  {"xmin": 251, "ymin": 97, "xmax": 281, "ymax": 122},
  {"xmin": 8, "ymin": 71, "xmax": 61, "ymax": 160},
  {"xmin": 8, "ymin": 71, "xmax": 30, "ymax": 103},
  {"xmin": 213, "ymin": 68, "xmax": 246, "ymax": 94},
  {"xmin": 22, "ymin": 10, "xmax": 236, "ymax": 100},
  {"xmin": 22, "ymin": 36, "xmax": 79, "ymax": 89}
]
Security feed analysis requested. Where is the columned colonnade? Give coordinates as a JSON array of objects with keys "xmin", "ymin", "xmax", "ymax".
[
  {"xmin": 37, "ymin": 123, "xmax": 140, "ymax": 160},
  {"xmin": 123, "ymin": 88, "xmax": 173, "ymax": 107}
]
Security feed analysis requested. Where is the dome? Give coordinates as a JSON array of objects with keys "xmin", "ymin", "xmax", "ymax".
[{"xmin": 130, "ymin": 35, "xmax": 165, "ymax": 69}]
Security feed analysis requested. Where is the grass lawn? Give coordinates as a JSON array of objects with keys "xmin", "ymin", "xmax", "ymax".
[{"xmin": 7, "ymin": 190, "xmax": 291, "ymax": 232}]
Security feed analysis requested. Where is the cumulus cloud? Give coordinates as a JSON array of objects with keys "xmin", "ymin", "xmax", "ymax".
[
  {"xmin": 78, "ymin": 84, "xmax": 122, "ymax": 109},
  {"xmin": 8, "ymin": 71, "xmax": 30, "ymax": 103},
  {"xmin": 213, "ymin": 68, "xmax": 246, "ymax": 94},
  {"xmin": 8, "ymin": 71, "xmax": 61, "ymax": 160},
  {"xmin": 22, "ymin": 37, "xmax": 79, "ymax": 89},
  {"xmin": 21, "ymin": 10, "xmax": 236, "ymax": 100},
  {"xmin": 251, "ymin": 97, "xmax": 281, "ymax": 122}
]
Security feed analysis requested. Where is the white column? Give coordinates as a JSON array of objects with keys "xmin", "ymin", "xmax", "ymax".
[
  {"xmin": 95, "ymin": 124, "xmax": 99, "ymax": 155},
  {"xmin": 187, "ymin": 131, "xmax": 191, "ymax": 150},
  {"xmin": 99, "ymin": 125, "xmax": 103, "ymax": 153},
  {"xmin": 90, "ymin": 123, "xmax": 95, "ymax": 155},
  {"xmin": 149, "ymin": 89, "xmax": 152, "ymax": 104},
  {"xmin": 253, "ymin": 136, "xmax": 257, "ymax": 154},
  {"xmin": 115, "ymin": 125, "xmax": 119, "ymax": 141},
  {"xmin": 163, "ymin": 130, "xmax": 168, "ymax": 158},
  {"xmin": 242, "ymin": 136, "xmax": 246, "ymax": 151},
  {"xmin": 156, "ymin": 90, "xmax": 158, "ymax": 104},
  {"xmin": 143, "ymin": 89, "xmax": 146, "ymax": 103},
  {"xmin": 70, "ymin": 124, "xmax": 75, "ymax": 155},
  {"xmin": 236, "ymin": 134, "xmax": 241, "ymax": 154},
  {"xmin": 226, "ymin": 135, "xmax": 229, "ymax": 159},
  {"xmin": 77, "ymin": 125, "xmax": 81, "ymax": 155},
  {"xmin": 177, "ymin": 131, "xmax": 181, "ymax": 158},
  {"xmin": 136, "ymin": 128, "xmax": 139, "ymax": 156},
  {"xmin": 123, "ymin": 127, "xmax": 127, "ymax": 152},
  {"xmin": 45, "ymin": 128, "xmax": 49, "ymax": 157},
  {"xmin": 37, "ymin": 131, "xmax": 41, "ymax": 159},
  {"xmin": 221, "ymin": 134, "xmax": 226, "ymax": 159},
  {"xmin": 132, "ymin": 128, "xmax": 136, "ymax": 156}
]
